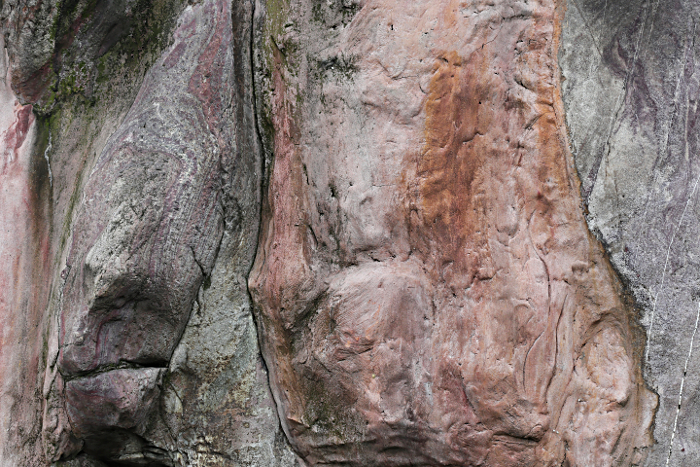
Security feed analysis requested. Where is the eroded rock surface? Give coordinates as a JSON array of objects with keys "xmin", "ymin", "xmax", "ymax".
[
  {"xmin": 560, "ymin": 1, "xmax": 700, "ymax": 465},
  {"xmin": 250, "ymin": 0, "xmax": 655, "ymax": 465},
  {"xmin": 0, "ymin": 0, "xmax": 684, "ymax": 465},
  {"xmin": 0, "ymin": 37, "xmax": 50, "ymax": 466},
  {"xmin": 1, "ymin": 0, "xmax": 296, "ymax": 465}
]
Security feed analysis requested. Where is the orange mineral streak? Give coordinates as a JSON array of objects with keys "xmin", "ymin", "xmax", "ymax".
[
  {"xmin": 410, "ymin": 2, "xmax": 654, "ymax": 466},
  {"xmin": 414, "ymin": 49, "xmax": 491, "ymax": 285}
]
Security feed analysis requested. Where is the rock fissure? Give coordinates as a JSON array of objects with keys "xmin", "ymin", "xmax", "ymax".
[
  {"xmin": 645, "ymin": 165, "xmax": 700, "ymax": 363},
  {"xmin": 664, "ymin": 300, "xmax": 700, "ymax": 466}
]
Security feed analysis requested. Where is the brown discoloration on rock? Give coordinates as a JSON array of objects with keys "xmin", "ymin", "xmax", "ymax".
[
  {"xmin": 412, "ymin": 49, "xmax": 491, "ymax": 285},
  {"xmin": 251, "ymin": 0, "xmax": 655, "ymax": 465}
]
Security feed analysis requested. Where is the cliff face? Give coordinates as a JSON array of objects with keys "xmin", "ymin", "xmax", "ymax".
[
  {"xmin": 561, "ymin": 1, "xmax": 700, "ymax": 465},
  {"xmin": 249, "ymin": 0, "xmax": 654, "ymax": 465},
  {"xmin": 0, "ymin": 0, "xmax": 694, "ymax": 466},
  {"xmin": 1, "ymin": 0, "xmax": 295, "ymax": 465}
]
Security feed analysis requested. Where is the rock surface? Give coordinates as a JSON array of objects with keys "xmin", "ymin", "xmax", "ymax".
[
  {"xmin": 560, "ymin": 1, "xmax": 700, "ymax": 465},
  {"xmin": 249, "ymin": 0, "xmax": 654, "ymax": 465},
  {"xmin": 0, "ymin": 0, "xmax": 696, "ymax": 465},
  {"xmin": 0, "ymin": 35, "xmax": 50, "ymax": 466},
  {"xmin": 1, "ymin": 0, "xmax": 296, "ymax": 465}
]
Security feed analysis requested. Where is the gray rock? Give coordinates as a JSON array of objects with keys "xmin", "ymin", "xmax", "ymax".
[
  {"xmin": 1, "ymin": 0, "xmax": 298, "ymax": 465},
  {"xmin": 560, "ymin": 0, "xmax": 700, "ymax": 465}
]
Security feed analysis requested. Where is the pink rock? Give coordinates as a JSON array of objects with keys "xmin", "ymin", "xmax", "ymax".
[
  {"xmin": 0, "ymin": 42, "xmax": 51, "ymax": 465},
  {"xmin": 249, "ymin": 0, "xmax": 656, "ymax": 465}
]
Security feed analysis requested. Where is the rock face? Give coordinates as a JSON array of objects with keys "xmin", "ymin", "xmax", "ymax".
[
  {"xmin": 249, "ymin": 0, "xmax": 655, "ymax": 465},
  {"xmin": 0, "ymin": 36, "xmax": 51, "ymax": 466},
  {"xmin": 560, "ymin": 1, "xmax": 700, "ymax": 465},
  {"xmin": 1, "ymin": 0, "xmax": 296, "ymax": 465},
  {"xmin": 0, "ymin": 0, "xmax": 695, "ymax": 465}
]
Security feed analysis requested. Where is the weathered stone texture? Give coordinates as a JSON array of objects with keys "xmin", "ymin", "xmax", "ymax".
[
  {"xmin": 3, "ymin": 0, "xmax": 691, "ymax": 464},
  {"xmin": 0, "ymin": 37, "xmax": 51, "ymax": 466},
  {"xmin": 560, "ymin": 1, "xmax": 700, "ymax": 465},
  {"xmin": 1, "ymin": 0, "xmax": 296, "ymax": 465},
  {"xmin": 250, "ymin": 0, "xmax": 655, "ymax": 465}
]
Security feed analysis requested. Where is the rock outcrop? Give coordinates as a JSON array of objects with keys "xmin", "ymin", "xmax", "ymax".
[
  {"xmin": 1, "ymin": 0, "xmax": 295, "ymax": 465},
  {"xmin": 561, "ymin": 1, "xmax": 700, "ymax": 465},
  {"xmin": 249, "ymin": 0, "xmax": 654, "ymax": 465},
  {"xmin": 1, "ymin": 0, "xmax": 696, "ymax": 465}
]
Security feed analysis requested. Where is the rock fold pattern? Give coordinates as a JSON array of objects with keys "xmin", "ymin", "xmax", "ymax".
[{"xmin": 0, "ymin": 0, "xmax": 678, "ymax": 465}]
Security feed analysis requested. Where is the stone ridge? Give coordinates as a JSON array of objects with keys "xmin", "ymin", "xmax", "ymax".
[{"xmin": 250, "ymin": 0, "xmax": 656, "ymax": 465}]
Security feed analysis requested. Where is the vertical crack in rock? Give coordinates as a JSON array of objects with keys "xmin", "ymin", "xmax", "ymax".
[
  {"xmin": 579, "ymin": 0, "xmax": 657, "ymax": 203},
  {"xmin": 643, "ymin": 22, "xmax": 698, "ymax": 367},
  {"xmin": 568, "ymin": 0, "xmax": 603, "ymax": 59},
  {"xmin": 666, "ymin": 301, "xmax": 700, "ymax": 466},
  {"xmin": 248, "ymin": 0, "xmax": 293, "ymax": 448},
  {"xmin": 646, "ymin": 164, "xmax": 700, "ymax": 363},
  {"xmin": 560, "ymin": 0, "xmax": 700, "ymax": 464},
  {"xmin": 43, "ymin": 130, "xmax": 53, "ymax": 188},
  {"xmin": 151, "ymin": 0, "xmax": 299, "ymax": 465}
]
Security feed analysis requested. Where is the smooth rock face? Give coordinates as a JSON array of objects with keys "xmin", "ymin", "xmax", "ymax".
[
  {"xmin": 560, "ymin": 1, "xmax": 700, "ymax": 466},
  {"xmin": 250, "ymin": 0, "xmax": 655, "ymax": 465}
]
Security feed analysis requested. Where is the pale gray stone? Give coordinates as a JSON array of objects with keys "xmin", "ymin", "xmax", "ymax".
[{"xmin": 561, "ymin": 1, "xmax": 700, "ymax": 465}]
